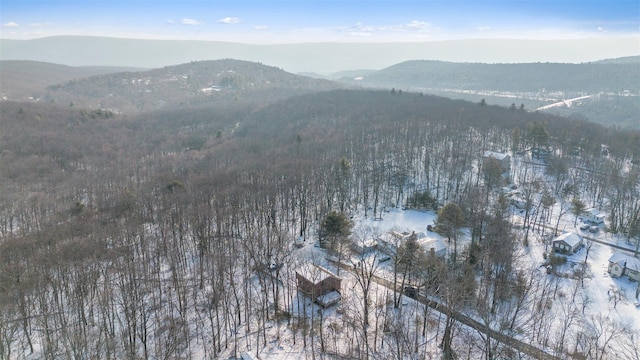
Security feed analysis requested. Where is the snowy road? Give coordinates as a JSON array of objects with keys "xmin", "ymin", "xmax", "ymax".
[{"xmin": 534, "ymin": 94, "xmax": 595, "ymax": 111}]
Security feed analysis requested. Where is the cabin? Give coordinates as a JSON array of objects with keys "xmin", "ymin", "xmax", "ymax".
[
  {"xmin": 296, "ymin": 264, "xmax": 342, "ymax": 306},
  {"xmin": 552, "ymin": 232, "xmax": 583, "ymax": 254},
  {"xmin": 583, "ymin": 208, "xmax": 605, "ymax": 225},
  {"xmin": 608, "ymin": 252, "xmax": 640, "ymax": 281},
  {"xmin": 483, "ymin": 151, "xmax": 511, "ymax": 172}
]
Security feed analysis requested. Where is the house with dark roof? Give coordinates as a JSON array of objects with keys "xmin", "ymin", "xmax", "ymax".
[{"xmin": 296, "ymin": 264, "xmax": 342, "ymax": 307}]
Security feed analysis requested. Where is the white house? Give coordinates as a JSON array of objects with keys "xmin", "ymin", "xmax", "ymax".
[
  {"xmin": 583, "ymin": 208, "xmax": 605, "ymax": 225},
  {"xmin": 608, "ymin": 252, "xmax": 640, "ymax": 281},
  {"xmin": 552, "ymin": 232, "xmax": 583, "ymax": 254}
]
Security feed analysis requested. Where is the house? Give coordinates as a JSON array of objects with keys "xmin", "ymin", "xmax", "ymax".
[
  {"xmin": 415, "ymin": 232, "xmax": 447, "ymax": 258},
  {"xmin": 377, "ymin": 231, "xmax": 411, "ymax": 257},
  {"xmin": 378, "ymin": 231, "xmax": 446, "ymax": 258},
  {"xmin": 483, "ymin": 151, "xmax": 511, "ymax": 172},
  {"xmin": 583, "ymin": 208, "xmax": 605, "ymax": 225},
  {"xmin": 608, "ymin": 252, "xmax": 640, "ymax": 281},
  {"xmin": 296, "ymin": 264, "xmax": 342, "ymax": 306},
  {"xmin": 552, "ymin": 232, "xmax": 583, "ymax": 254}
]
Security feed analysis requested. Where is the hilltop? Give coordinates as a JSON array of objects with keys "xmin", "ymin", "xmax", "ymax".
[
  {"xmin": 0, "ymin": 60, "xmax": 142, "ymax": 101},
  {"xmin": 3, "ymin": 59, "xmax": 343, "ymax": 114}
]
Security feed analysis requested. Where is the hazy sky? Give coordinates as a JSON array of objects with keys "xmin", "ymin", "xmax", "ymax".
[{"xmin": 1, "ymin": 0, "xmax": 639, "ymax": 43}]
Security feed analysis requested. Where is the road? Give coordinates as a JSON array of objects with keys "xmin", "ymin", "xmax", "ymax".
[
  {"xmin": 582, "ymin": 233, "xmax": 638, "ymax": 253},
  {"xmin": 534, "ymin": 94, "xmax": 595, "ymax": 111},
  {"xmin": 328, "ymin": 259, "xmax": 562, "ymax": 360}
]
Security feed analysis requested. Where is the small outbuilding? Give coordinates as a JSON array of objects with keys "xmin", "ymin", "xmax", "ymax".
[
  {"xmin": 552, "ymin": 232, "xmax": 583, "ymax": 254},
  {"xmin": 608, "ymin": 252, "xmax": 640, "ymax": 281}
]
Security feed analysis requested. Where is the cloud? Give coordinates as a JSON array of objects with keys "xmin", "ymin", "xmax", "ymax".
[
  {"xmin": 254, "ymin": 25, "xmax": 269, "ymax": 30},
  {"xmin": 3, "ymin": 21, "xmax": 19, "ymax": 28},
  {"xmin": 167, "ymin": 19, "xmax": 176, "ymax": 25},
  {"xmin": 597, "ymin": 26, "xmax": 606, "ymax": 32},
  {"xmin": 339, "ymin": 20, "xmax": 434, "ymax": 37},
  {"xmin": 347, "ymin": 31, "xmax": 372, "ymax": 37},
  {"xmin": 181, "ymin": 18, "xmax": 203, "ymax": 26},
  {"xmin": 477, "ymin": 26, "xmax": 492, "ymax": 31},
  {"xmin": 218, "ymin": 17, "xmax": 240, "ymax": 24},
  {"xmin": 28, "ymin": 22, "xmax": 48, "ymax": 28},
  {"xmin": 403, "ymin": 20, "xmax": 431, "ymax": 31}
]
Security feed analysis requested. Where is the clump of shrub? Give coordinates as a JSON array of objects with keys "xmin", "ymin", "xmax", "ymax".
[{"xmin": 549, "ymin": 253, "xmax": 567, "ymax": 267}]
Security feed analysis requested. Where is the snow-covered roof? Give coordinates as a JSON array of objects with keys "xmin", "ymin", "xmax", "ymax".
[
  {"xmin": 553, "ymin": 232, "xmax": 582, "ymax": 247},
  {"xmin": 424, "ymin": 238, "xmax": 447, "ymax": 253},
  {"xmin": 296, "ymin": 264, "xmax": 340, "ymax": 283},
  {"xmin": 483, "ymin": 151, "xmax": 510, "ymax": 161},
  {"xmin": 416, "ymin": 232, "xmax": 446, "ymax": 253},
  {"xmin": 608, "ymin": 252, "xmax": 640, "ymax": 271}
]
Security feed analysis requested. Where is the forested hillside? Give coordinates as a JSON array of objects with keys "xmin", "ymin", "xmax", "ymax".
[
  {"xmin": 1, "ymin": 85, "xmax": 639, "ymax": 359},
  {"xmin": 338, "ymin": 60, "xmax": 640, "ymax": 129},
  {"xmin": 0, "ymin": 60, "xmax": 142, "ymax": 101},
  {"xmin": 345, "ymin": 60, "xmax": 640, "ymax": 93},
  {"xmin": 2, "ymin": 59, "xmax": 343, "ymax": 115}
]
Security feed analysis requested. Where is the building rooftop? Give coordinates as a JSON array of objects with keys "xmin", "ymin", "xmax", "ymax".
[
  {"xmin": 609, "ymin": 252, "xmax": 640, "ymax": 271},
  {"xmin": 296, "ymin": 264, "xmax": 340, "ymax": 284},
  {"xmin": 554, "ymin": 232, "xmax": 582, "ymax": 247},
  {"xmin": 483, "ymin": 150, "xmax": 510, "ymax": 160}
]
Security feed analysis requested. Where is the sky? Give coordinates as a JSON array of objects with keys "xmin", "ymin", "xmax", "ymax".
[{"xmin": 1, "ymin": 0, "xmax": 639, "ymax": 43}]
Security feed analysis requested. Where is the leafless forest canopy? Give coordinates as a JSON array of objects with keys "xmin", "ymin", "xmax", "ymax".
[{"xmin": 1, "ymin": 60, "xmax": 640, "ymax": 359}]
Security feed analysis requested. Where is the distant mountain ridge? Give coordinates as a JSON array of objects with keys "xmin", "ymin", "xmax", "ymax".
[
  {"xmin": 2, "ymin": 35, "xmax": 639, "ymax": 74},
  {"xmin": 341, "ymin": 60, "xmax": 640, "ymax": 93},
  {"xmin": 593, "ymin": 56, "xmax": 640, "ymax": 64}
]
